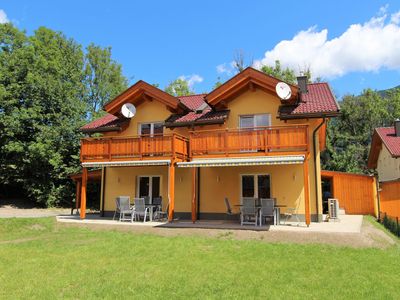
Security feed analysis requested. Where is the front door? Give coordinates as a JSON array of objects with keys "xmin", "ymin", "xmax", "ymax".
[
  {"xmin": 137, "ymin": 176, "xmax": 161, "ymax": 204},
  {"xmin": 241, "ymin": 174, "xmax": 271, "ymax": 200}
]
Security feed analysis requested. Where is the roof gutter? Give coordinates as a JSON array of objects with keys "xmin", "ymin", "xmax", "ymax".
[
  {"xmin": 165, "ymin": 119, "xmax": 226, "ymax": 128},
  {"xmin": 313, "ymin": 118, "xmax": 326, "ymax": 222},
  {"xmin": 279, "ymin": 111, "xmax": 340, "ymax": 120},
  {"xmin": 81, "ymin": 126, "xmax": 122, "ymax": 134}
]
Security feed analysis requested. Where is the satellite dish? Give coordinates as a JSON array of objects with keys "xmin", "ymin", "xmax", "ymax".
[
  {"xmin": 275, "ymin": 82, "xmax": 292, "ymax": 100},
  {"xmin": 121, "ymin": 103, "xmax": 136, "ymax": 118}
]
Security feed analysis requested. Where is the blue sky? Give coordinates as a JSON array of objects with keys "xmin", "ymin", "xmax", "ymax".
[{"xmin": 2, "ymin": 1, "xmax": 400, "ymax": 99}]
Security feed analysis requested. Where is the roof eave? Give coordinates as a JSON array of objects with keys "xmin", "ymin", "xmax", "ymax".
[{"xmin": 165, "ymin": 118, "xmax": 226, "ymax": 128}]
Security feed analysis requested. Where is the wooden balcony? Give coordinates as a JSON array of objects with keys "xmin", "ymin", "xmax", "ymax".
[
  {"xmin": 189, "ymin": 125, "xmax": 309, "ymax": 158},
  {"xmin": 80, "ymin": 133, "xmax": 189, "ymax": 163}
]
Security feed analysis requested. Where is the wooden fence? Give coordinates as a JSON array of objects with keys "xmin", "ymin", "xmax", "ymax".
[
  {"xmin": 379, "ymin": 180, "xmax": 400, "ymax": 219},
  {"xmin": 321, "ymin": 170, "xmax": 377, "ymax": 215}
]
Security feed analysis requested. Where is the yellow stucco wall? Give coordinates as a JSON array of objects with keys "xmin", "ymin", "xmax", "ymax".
[
  {"xmin": 377, "ymin": 145, "xmax": 400, "ymax": 181},
  {"xmin": 101, "ymin": 88, "xmax": 324, "ymax": 219},
  {"xmin": 103, "ymin": 166, "xmax": 192, "ymax": 213}
]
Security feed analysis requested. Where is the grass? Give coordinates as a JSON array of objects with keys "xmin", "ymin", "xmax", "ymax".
[{"xmin": 0, "ymin": 218, "xmax": 400, "ymax": 299}]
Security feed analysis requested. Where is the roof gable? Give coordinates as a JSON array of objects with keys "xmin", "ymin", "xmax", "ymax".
[
  {"xmin": 205, "ymin": 67, "xmax": 299, "ymax": 108},
  {"xmin": 368, "ymin": 127, "xmax": 400, "ymax": 169},
  {"xmin": 104, "ymin": 80, "xmax": 185, "ymax": 115}
]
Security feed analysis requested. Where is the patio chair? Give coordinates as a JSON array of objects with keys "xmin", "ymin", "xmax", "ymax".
[
  {"xmin": 153, "ymin": 203, "xmax": 169, "ymax": 221},
  {"xmin": 113, "ymin": 196, "xmax": 134, "ymax": 222},
  {"xmin": 224, "ymin": 197, "xmax": 240, "ymax": 221},
  {"xmin": 132, "ymin": 198, "xmax": 149, "ymax": 222},
  {"xmin": 240, "ymin": 197, "xmax": 258, "ymax": 226},
  {"xmin": 152, "ymin": 197, "xmax": 162, "ymax": 213},
  {"xmin": 283, "ymin": 207, "xmax": 301, "ymax": 225},
  {"xmin": 259, "ymin": 198, "xmax": 275, "ymax": 226}
]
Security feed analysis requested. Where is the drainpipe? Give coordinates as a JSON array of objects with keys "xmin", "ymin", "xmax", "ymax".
[
  {"xmin": 375, "ymin": 175, "xmax": 381, "ymax": 221},
  {"xmin": 197, "ymin": 167, "xmax": 201, "ymax": 220},
  {"xmin": 313, "ymin": 118, "xmax": 326, "ymax": 222}
]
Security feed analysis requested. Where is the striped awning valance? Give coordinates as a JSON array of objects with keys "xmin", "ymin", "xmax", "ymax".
[
  {"xmin": 82, "ymin": 160, "xmax": 171, "ymax": 168},
  {"xmin": 176, "ymin": 155, "xmax": 305, "ymax": 168}
]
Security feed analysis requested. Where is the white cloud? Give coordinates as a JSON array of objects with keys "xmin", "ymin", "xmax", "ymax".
[
  {"xmin": 0, "ymin": 9, "xmax": 9, "ymax": 24},
  {"xmin": 179, "ymin": 74, "xmax": 204, "ymax": 88},
  {"xmin": 254, "ymin": 8, "xmax": 400, "ymax": 79}
]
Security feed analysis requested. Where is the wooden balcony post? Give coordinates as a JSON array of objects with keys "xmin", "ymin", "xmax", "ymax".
[
  {"xmin": 75, "ymin": 180, "xmax": 81, "ymax": 211},
  {"xmin": 168, "ymin": 162, "xmax": 175, "ymax": 222},
  {"xmin": 191, "ymin": 167, "xmax": 197, "ymax": 223},
  {"xmin": 80, "ymin": 167, "xmax": 88, "ymax": 219},
  {"xmin": 189, "ymin": 132, "xmax": 193, "ymax": 159},
  {"xmin": 303, "ymin": 156, "xmax": 311, "ymax": 227}
]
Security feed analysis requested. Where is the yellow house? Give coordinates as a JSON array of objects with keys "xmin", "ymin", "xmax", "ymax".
[{"xmin": 78, "ymin": 68, "xmax": 340, "ymax": 226}]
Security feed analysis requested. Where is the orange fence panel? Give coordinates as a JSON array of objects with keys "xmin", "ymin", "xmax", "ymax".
[
  {"xmin": 379, "ymin": 180, "xmax": 400, "ymax": 219},
  {"xmin": 321, "ymin": 170, "xmax": 376, "ymax": 215}
]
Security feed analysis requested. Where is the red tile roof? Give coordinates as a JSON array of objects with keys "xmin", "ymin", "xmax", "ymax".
[
  {"xmin": 81, "ymin": 113, "xmax": 126, "ymax": 133},
  {"xmin": 376, "ymin": 127, "xmax": 400, "ymax": 157},
  {"xmin": 279, "ymin": 83, "xmax": 340, "ymax": 118},
  {"xmin": 178, "ymin": 94, "xmax": 207, "ymax": 110},
  {"xmin": 81, "ymin": 78, "xmax": 339, "ymax": 132}
]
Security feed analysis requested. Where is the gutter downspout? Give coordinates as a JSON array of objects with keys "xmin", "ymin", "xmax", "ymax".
[{"xmin": 313, "ymin": 118, "xmax": 326, "ymax": 222}]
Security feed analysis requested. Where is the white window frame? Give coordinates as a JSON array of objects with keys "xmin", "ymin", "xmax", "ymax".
[
  {"xmin": 238, "ymin": 113, "xmax": 271, "ymax": 129},
  {"xmin": 136, "ymin": 175, "xmax": 162, "ymax": 204},
  {"xmin": 138, "ymin": 122, "xmax": 164, "ymax": 136},
  {"xmin": 239, "ymin": 173, "xmax": 271, "ymax": 203}
]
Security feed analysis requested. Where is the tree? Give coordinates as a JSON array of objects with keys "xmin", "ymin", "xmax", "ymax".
[
  {"xmin": 322, "ymin": 89, "xmax": 393, "ymax": 173},
  {"xmin": 232, "ymin": 49, "xmax": 253, "ymax": 73},
  {"xmin": 165, "ymin": 78, "xmax": 193, "ymax": 96},
  {"xmin": 83, "ymin": 43, "xmax": 128, "ymax": 118},
  {"xmin": 0, "ymin": 24, "xmax": 128, "ymax": 206}
]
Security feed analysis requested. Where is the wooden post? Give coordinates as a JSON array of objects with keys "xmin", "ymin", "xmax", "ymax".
[
  {"xmin": 75, "ymin": 180, "xmax": 81, "ymax": 211},
  {"xmin": 80, "ymin": 167, "xmax": 88, "ymax": 219},
  {"xmin": 303, "ymin": 158, "xmax": 311, "ymax": 227},
  {"xmin": 168, "ymin": 163, "xmax": 175, "ymax": 222},
  {"xmin": 191, "ymin": 167, "xmax": 197, "ymax": 223}
]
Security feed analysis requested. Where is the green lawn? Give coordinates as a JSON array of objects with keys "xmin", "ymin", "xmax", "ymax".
[{"xmin": 0, "ymin": 218, "xmax": 399, "ymax": 299}]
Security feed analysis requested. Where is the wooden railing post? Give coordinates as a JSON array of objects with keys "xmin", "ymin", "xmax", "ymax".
[
  {"xmin": 108, "ymin": 139, "xmax": 112, "ymax": 160},
  {"xmin": 264, "ymin": 129, "xmax": 268, "ymax": 153},
  {"xmin": 138, "ymin": 136, "xmax": 142, "ymax": 160},
  {"xmin": 224, "ymin": 129, "xmax": 228, "ymax": 156},
  {"xmin": 189, "ymin": 132, "xmax": 193, "ymax": 160},
  {"xmin": 172, "ymin": 133, "xmax": 176, "ymax": 160}
]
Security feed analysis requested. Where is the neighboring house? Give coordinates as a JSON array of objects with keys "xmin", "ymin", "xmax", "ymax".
[
  {"xmin": 368, "ymin": 123, "xmax": 400, "ymax": 182},
  {"xmin": 368, "ymin": 122, "xmax": 400, "ymax": 219},
  {"xmin": 78, "ymin": 67, "xmax": 340, "ymax": 225}
]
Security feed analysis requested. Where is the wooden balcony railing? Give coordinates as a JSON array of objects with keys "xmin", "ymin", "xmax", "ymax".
[
  {"xmin": 189, "ymin": 125, "xmax": 309, "ymax": 157},
  {"xmin": 80, "ymin": 133, "xmax": 189, "ymax": 162}
]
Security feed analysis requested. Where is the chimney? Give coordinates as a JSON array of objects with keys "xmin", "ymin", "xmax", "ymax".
[
  {"xmin": 297, "ymin": 75, "xmax": 308, "ymax": 94},
  {"xmin": 395, "ymin": 119, "xmax": 400, "ymax": 137}
]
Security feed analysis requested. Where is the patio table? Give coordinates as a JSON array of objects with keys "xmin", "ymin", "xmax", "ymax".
[{"xmin": 145, "ymin": 204, "xmax": 158, "ymax": 222}]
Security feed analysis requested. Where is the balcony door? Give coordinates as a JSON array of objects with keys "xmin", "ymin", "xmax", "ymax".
[
  {"xmin": 137, "ymin": 176, "xmax": 161, "ymax": 204},
  {"xmin": 239, "ymin": 114, "xmax": 271, "ymax": 151},
  {"xmin": 241, "ymin": 174, "xmax": 271, "ymax": 200}
]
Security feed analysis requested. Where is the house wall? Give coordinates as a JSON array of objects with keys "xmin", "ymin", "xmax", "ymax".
[
  {"xmin": 103, "ymin": 100, "xmax": 189, "ymax": 137},
  {"xmin": 377, "ymin": 145, "xmax": 400, "ymax": 182}
]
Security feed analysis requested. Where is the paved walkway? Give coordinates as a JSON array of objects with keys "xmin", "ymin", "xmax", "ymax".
[{"xmin": 57, "ymin": 214, "xmax": 363, "ymax": 233}]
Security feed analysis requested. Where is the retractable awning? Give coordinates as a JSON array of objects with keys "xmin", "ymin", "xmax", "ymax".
[
  {"xmin": 176, "ymin": 155, "xmax": 305, "ymax": 168},
  {"xmin": 82, "ymin": 159, "xmax": 171, "ymax": 168}
]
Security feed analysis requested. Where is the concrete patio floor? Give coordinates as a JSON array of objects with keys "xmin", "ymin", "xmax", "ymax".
[{"xmin": 57, "ymin": 214, "xmax": 363, "ymax": 233}]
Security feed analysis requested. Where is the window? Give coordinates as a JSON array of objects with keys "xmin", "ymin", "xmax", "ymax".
[
  {"xmin": 139, "ymin": 122, "xmax": 164, "ymax": 136},
  {"xmin": 239, "ymin": 114, "xmax": 271, "ymax": 129},
  {"xmin": 241, "ymin": 174, "xmax": 271, "ymax": 199}
]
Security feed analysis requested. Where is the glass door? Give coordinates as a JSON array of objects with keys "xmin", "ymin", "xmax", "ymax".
[
  {"xmin": 137, "ymin": 176, "xmax": 161, "ymax": 204},
  {"xmin": 241, "ymin": 174, "xmax": 271, "ymax": 201}
]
